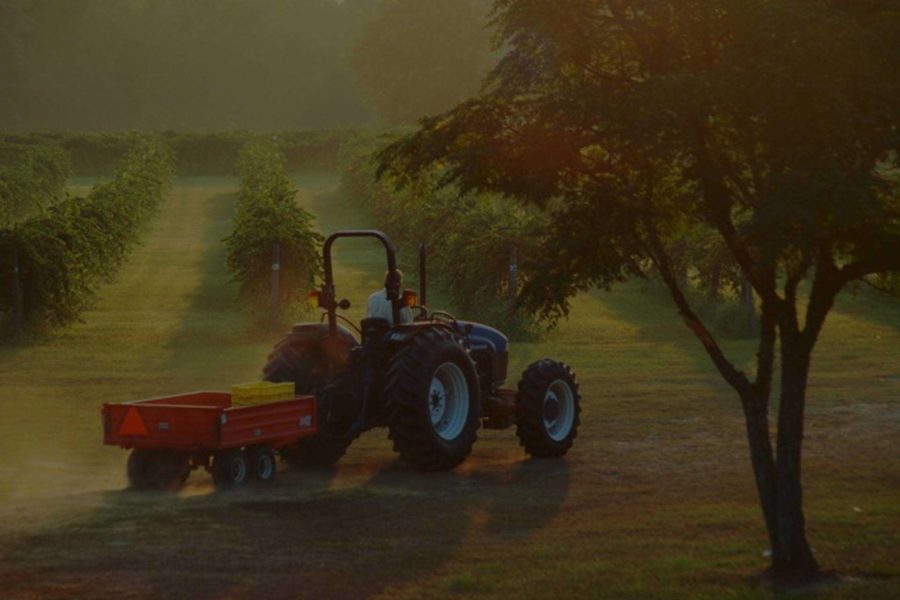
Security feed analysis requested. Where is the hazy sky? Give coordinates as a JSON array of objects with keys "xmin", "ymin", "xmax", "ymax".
[
  {"xmin": 0, "ymin": 0, "xmax": 496, "ymax": 133},
  {"xmin": 0, "ymin": 0, "xmax": 378, "ymax": 131}
]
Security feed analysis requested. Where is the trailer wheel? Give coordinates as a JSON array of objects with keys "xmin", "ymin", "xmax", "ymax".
[
  {"xmin": 212, "ymin": 449, "xmax": 250, "ymax": 488},
  {"xmin": 515, "ymin": 359, "xmax": 581, "ymax": 458},
  {"xmin": 127, "ymin": 449, "xmax": 190, "ymax": 491},
  {"xmin": 385, "ymin": 328, "xmax": 480, "ymax": 471},
  {"xmin": 248, "ymin": 446, "xmax": 276, "ymax": 484}
]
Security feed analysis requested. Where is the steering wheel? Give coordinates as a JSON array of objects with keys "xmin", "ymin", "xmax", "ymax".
[
  {"xmin": 412, "ymin": 304, "xmax": 430, "ymax": 322},
  {"xmin": 430, "ymin": 310, "xmax": 459, "ymax": 330}
]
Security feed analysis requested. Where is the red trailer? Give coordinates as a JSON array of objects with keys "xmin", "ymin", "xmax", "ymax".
[{"xmin": 102, "ymin": 391, "xmax": 316, "ymax": 489}]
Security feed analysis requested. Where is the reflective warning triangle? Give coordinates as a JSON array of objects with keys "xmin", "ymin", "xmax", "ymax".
[{"xmin": 119, "ymin": 406, "xmax": 149, "ymax": 436}]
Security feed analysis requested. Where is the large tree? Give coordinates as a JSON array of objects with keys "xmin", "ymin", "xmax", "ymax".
[{"xmin": 379, "ymin": 0, "xmax": 900, "ymax": 582}]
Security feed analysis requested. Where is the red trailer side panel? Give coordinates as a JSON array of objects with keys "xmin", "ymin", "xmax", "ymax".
[
  {"xmin": 102, "ymin": 391, "xmax": 317, "ymax": 451},
  {"xmin": 103, "ymin": 395, "xmax": 224, "ymax": 450},
  {"xmin": 220, "ymin": 397, "xmax": 316, "ymax": 449}
]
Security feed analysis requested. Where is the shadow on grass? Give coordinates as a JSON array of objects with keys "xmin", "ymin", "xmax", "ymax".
[
  {"xmin": 0, "ymin": 455, "xmax": 571, "ymax": 599},
  {"xmin": 832, "ymin": 285, "xmax": 900, "ymax": 334},
  {"xmin": 161, "ymin": 190, "xmax": 255, "ymax": 373},
  {"xmin": 594, "ymin": 283, "xmax": 756, "ymax": 389}
]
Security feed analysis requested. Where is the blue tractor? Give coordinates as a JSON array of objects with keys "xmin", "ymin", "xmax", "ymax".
[{"xmin": 264, "ymin": 230, "xmax": 581, "ymax": 471}]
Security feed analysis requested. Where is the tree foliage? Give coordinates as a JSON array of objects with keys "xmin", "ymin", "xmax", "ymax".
[
  {"xmin": 0, "ymin": 145, "xmax": 72, "ymax": 227},
  {"xmin": 380, "ymin": 0, "xmax": 900, "ymax": 581},
  {"xmin": 1, "ymin": 140, "xmax": 173, "ymax": 335},
  {"xmin": 224, "ymin": 141, "xmax": 323, "ymax": 317},
  {"xmin": 341, "ymin": 133, "xmax": 543, "ymax": 332}
]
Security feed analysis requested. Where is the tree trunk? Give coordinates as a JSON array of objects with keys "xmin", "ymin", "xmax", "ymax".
[
  {"xmin": 740, "ymin": 300, "xmax": 778, "ymax": 555},
  {"xmin": 648, "ymin": 225, "xmax": 822, "ymax": 582},
  {"xmin": 771, "ymin": 332, "xmax": 819, "ymax": 581},
  {"xmin": 740, "ymin": 389, "xmax": 778, "ymax": 551}
]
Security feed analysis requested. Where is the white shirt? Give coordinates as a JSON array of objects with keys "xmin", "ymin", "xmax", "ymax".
[{"xmin": 366, "ymin": 290, "xmax": 413, "ymax": 325}]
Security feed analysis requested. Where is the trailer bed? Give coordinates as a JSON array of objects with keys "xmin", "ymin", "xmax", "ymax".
[{"xmin": 102, "ymin": 391, "xmax": 316, "ymax": 451}]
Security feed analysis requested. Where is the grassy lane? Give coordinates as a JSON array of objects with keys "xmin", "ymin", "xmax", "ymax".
[
  {"xmin": 0, "ymin": 177, "xmax": 262, "ymax": 513},
  {"xmin": 0, "ymin": 173, "xmax": 897, "ymax": 599}
]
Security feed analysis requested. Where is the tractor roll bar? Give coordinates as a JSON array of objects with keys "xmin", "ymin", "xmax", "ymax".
[{"xmin": 322, "ymin": 230, "xmax": 400, "ymax": 335}]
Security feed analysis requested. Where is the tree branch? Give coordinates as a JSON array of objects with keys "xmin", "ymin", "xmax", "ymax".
[
  {"xmin": 777, "ymin": 252, "xmax": 812, "ymax": 339},
  {"xmin": 861, "ymin": 276, "xmax": 900, "ymax": 298},
  {"xmin": 689, "ymin": 118, "xmax": 780, "ymax": 304},
  {"xmin": 835, "ymin": 232, "xmax": 900, "ymax": 284},
  {"xmin": 801, "ymin": 247, "xmax": 841, "ymax": 351},
  {"xmin": 644, "ymin": 222, "xmax": 751, "ymax": 395}
]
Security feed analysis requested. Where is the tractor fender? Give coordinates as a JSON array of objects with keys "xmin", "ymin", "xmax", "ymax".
[
  {"xmin": 457, "ymin": 321, "xmax": 509, "ymax": 354},
  {"xmin": 385, "ymin": 321, "xmax": 455, "ymax": 346},
  {"xmin": 458, "ymin": 321, "xmax": 510, "ymax": 388}
]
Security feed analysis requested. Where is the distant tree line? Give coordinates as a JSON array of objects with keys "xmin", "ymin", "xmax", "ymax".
[{"xmin": 0, "ymin": 131, "xmax": 353, "ymax": 176}]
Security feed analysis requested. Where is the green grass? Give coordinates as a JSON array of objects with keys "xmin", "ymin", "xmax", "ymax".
[{"xmin": 0, "ymin": 172, "xmax": 897, "ymax": 599}]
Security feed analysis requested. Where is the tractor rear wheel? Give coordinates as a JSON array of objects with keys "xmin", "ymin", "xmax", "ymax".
[
  {"xmin": 386, "ymin": 328, "xmax": 480, "ymax": 471},
  {"xmin": 263, "ymin": 323, "xmax": 357, "ymax": 393},
  {"xmin": 264, "ymin": 323, "xmax": 359, "ymax": 467},
  {"xmin": 515, "ymin": 359, "xmax": 581, "ymax": 457}
]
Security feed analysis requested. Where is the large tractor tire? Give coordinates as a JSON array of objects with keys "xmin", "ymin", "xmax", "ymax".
[
  {"xmin": 263, "ymin": 323, "xmax": 357, "ymax": 392},
  {"xmin": 386, "ymin": 328, "xmax": 481, "ymax": 471},
  {"xmin": 264, "ymin": 323, "xmax": 359, "ymax": 467},
  {"xmin": 515, "ymin": 359, "xmax": 581, "ymax": 458}
]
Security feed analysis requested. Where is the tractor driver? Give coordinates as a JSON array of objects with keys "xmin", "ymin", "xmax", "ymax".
[{"xmin": 366, "ymin": 269, "xmax": 413, "ymax": 325}]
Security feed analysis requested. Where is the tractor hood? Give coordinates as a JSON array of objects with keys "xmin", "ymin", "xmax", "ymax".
[{"xmin": 458, "ymin": 321, "xmax": 509, "ymax": 354}]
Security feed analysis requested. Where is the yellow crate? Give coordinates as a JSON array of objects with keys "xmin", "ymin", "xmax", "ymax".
[{"xmin": 230, "ymin": 381, "xmax": 295, "ymax": 407}]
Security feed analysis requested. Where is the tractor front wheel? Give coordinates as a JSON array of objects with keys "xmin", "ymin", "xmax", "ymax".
[
  {"xmin": 515, "ymin": 359, "xmax": 581, "ymax": 458},
  {"xmin": 386, "ymin": 328, "xmax": 480, "ymax": 471}
]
